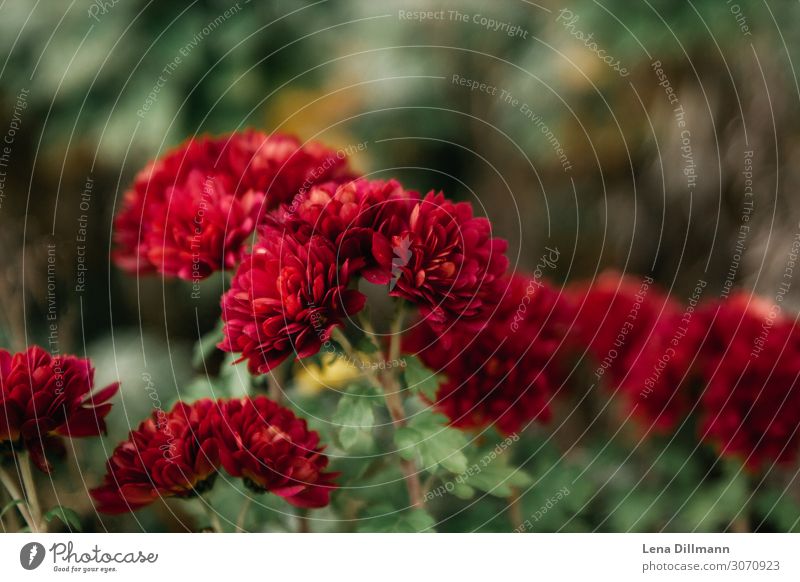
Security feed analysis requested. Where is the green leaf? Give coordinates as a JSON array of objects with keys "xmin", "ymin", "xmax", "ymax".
[
  {"xmin": 395, "ymin": 410, "xmax": 468, "ymax": 474},
  {"xmin": 402, "ymin": 356, "xmax": 442, "ymax": 401},
  {"xmin": 0, "ymin": 499, "xmax": 25, "ymax": 519},
  {"xmin": 357, "ymin": 505, "xmax": 437, "ymax": 532},
  {"xmin": 44, "ymin": 505, "xmax": 82, "ymax": 532},
  {"xmin": 333, "ymin": 386, "xmax": 376, "ymax": 451},
  {"xmin": 452, "ymin": 482, "xmax": 475, "ymax": 500},
  {"xmin": 466, "ymin": 464, "xmax": 533, "ymax": 498},
  {"xmin": 354, "ymin": 334, "xmax": 380, "ymax": 355}
]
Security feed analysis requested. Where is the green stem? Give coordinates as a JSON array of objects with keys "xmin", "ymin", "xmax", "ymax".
[
  {"xmin": 200, "ymin": 497, "xmax": 223, "ymax": 533},
  {"xmin": 235, "ymin": 496, "xmax": 252, "ymax": 532},
  {"xmin": 336, "ymin": 308, "xmax": 424, "ymax": 508},
  {"xmin": 19, "ymin": 453, "xmax": 44, "ymax": 532},
  {"xmin": 0, "ymin": 464, "xmax": 36, "ymax": 531}
]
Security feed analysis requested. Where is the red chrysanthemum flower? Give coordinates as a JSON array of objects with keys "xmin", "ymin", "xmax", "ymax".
[
  {"xmin": 568, "ymin": 271, "xmax": 669, "ymax": 387},
  {"xmin": 215, "ymin": 396, "xmax": 337, "ymax": 508},
  {"xmin": 406, "ymin": 274, "xmax": 570, "ymax": 434},
  {"xmin": 91, "ymin": 399, "xmax": 220, "ymax": 514},
  {"xmin": 388, "ymin": 192, "xmax": 509, "ymax": 329},
  {"xmin": 698, "ymin": 294, "xmax": 800, "ymax": 470},
  {"xmin": 568, "ymin": 271, "xmax": 705, "ymax": 431},
  {"xmin": 219, "ymin": 233, "xmax": 366, "ymax": 374},
  {"xmin": 112, "ymin": 131, "xmax": 351, "ymax": 279},
  {"xmin": 0, "ymin": 346, "xmax": 119, "ymax": 472},
  {"xmin": 266, "ymin": 178, "xmax": 419, "ymax": 283}
]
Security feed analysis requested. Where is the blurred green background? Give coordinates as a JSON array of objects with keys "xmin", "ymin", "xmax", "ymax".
[{"xmin": 2, "ymin": 0, "xmax": 800, "ymax": 531}]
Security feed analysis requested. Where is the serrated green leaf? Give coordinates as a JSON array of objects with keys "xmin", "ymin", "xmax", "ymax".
[
  {"xmin": 333, "ymin": 394, "xmax": 375, "ymax": 430},
  {"xmin": 333, "ymin": 386, "xmax": 377, "ymax": 451},
  {"xmin": 403, "ymin": 356, "xmax": 442, "ymax": 401},
  {"xmin": 395, "ymin": 411, "xmax": 468, "ymax": 474},
  {"xmin": 467, "ymin": 465, "xmax": 533, "ymax": 498},
  {"xmin": 44, "ymin": 505, "xmax": 82, "ymax": 532}
]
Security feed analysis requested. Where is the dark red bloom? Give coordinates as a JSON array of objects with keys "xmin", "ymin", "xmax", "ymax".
[
  {"xmin": 0, "ymin": 346, "xmax": 118, "ymax": 472},
  {"xmin": 267, "ymin": 178, "xmax": 419, "ymax": 283},
  {"xmin": 112, "ymin": 131, "xmax": 351, "ymax": 279},
  {"xmin": 219, "ymin": 233, "xmax": 366, "ymax": 374},
  {"xmin": 406, "ymin": 274, "xmax": 570, "ymax": 434},
  {"xmin": 698, "ymin": 294, "xmax": 800, "ymax": 470},
  {"xmin": 568, "ymin": 271, "xmax": 705, "ymax": 432},
  {"xmin": 567, "ymin": 271, "xmax": 668, "ymax": 388},
  {"xmin": 388, "ymin": 192, "xmax": 508, "ymax": 328},
  {"xmin": 91, "ymin": 400, "xmax": 220, "ymax": 514},
  {"xmin": 215, "ymin": 396, "xmax": 337, "ymax": 508}
]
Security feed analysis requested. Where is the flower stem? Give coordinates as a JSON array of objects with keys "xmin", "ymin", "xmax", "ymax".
[
  {"xmin": 235, "ymin": 496, "xmax": 252, "ymax": 532},
  {"xmin": 332, "ymin": 314, "xmax": 424, "ymax": 508},
  {"xmin": 0, "ymin": 464, "xmax": 36, "ymax": 531},
  {"xmin": 507, "ymin": 486, "xmax": 524, "ymax": 530},
  {"xmin": 200, "ymin": 497, "xmax": 223, "ymax": 533},
  {"xmin": 19, "ymin": 453, "xmax": 44, "ymax": 532}
]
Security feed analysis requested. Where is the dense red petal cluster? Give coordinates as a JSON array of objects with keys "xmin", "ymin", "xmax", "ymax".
[
  {"xmin": 219, "ymin": 233, "xmax": 366, "ymax": 374},
  {"xmin": 92, "ymin": 396, "xmax": 336, "ymax": 514},
  {"xmin": 0, "ymin": 346, "xmax": 118, "ymax": 472},
  {"xmin": 406, "ymin": 274, "xmax": 570, "ymax": 434},
  {"xmin": 267, "ymin": 178, "xmax": 419, "ymax": 284},
  {"xmin": 216, "ymin": 397, "xmax": 337, "ymax": 508},
  {"xmin": 112, "ymin": 131, "xmax": 351, "ymax": 279},
  {"xmin": 389, "ymin": 192, "xmax": 509, "ymax": 329},
  {"xmin": 698, "ymin": 294, "xmax": 800, "ymax": 470},
  {"xmin": 569, "ymin": 271, "xmax": 705, "ymax": 432},
  {"xmin": 91, "ymin": 400, "xmax": 219, "ymax": 514}
]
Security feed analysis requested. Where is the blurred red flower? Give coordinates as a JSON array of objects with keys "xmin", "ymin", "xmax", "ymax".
[
  {"xmin": 568, "ymin": 271, "xmax": 705, "ymax": 432},
  {"xmin": 406, "ymin": 274, "xmax": 570, "ymax": 434},
  {"xmin": 112, "ymin": 131, "xmax": 351, "ymax": 279},
  {"xmin": 215, "ymin": 396, "xmax": 337, "ymax": 508},
  {"xmin": 91, "ymin": 400, "xmax": 220, "ymax": 514},
  {"xmin": 219, "ymin": 233, "xmax": 366, "ymax": 374},
  {"xmin": 0, "ymin": 346, "xmax": 118, "ymax": 472},
  {"xmin": 698, "ymin": 294, "xmax": 800, "ymax": 470}
]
